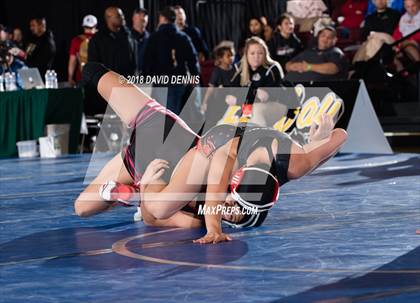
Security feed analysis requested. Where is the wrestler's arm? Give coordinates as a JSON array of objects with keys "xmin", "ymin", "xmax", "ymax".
[
  {"xmin": 140, "ymin": 149, "xmax": 210, "ymax": 220},
  {"xmin": 287, "ymin": 114, "xmax": 347, "ymax": 179},
  {"xmin": 193, "ymin": 147, "xmax": 235, "ymax": 244}
]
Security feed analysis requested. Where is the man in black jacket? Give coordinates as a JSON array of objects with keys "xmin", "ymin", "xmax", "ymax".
[
  {"xmin": 25, "ymin": 17, "xmax": 56, "ymax": 77},
  {"xmin": 88, "ymin": 7, "xmax": 135, "ymax": 76},
  {"xmin": 362, "ymin": 0, "xmax": 401, "ymax": 40},
  {"xmin": 285, "ymin": 26, "xmax": 348, "ymax": 82},
  {"xmin": 131, "ymin": 8, "xmax": 150, "ymax": 76},
  {"xmin": 174, "ymin": 5, "xmax": 209, "ymax": 62},
  {"xmin": 143, "ymin": 6, "xmax": 200, "ymax": 115}
]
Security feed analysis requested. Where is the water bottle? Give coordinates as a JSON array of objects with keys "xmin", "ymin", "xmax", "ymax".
[
  {"xmin": 4, "ymin": 72, "xmax": 12, "ymax": 91},
  {"xmin": 51, "ymin": 70, "xmax": 58, "ymax": 89},
  {"xmin": 16, "ymin": 72, "xmax": 23, "ymax": 89},
  {"xmin": 10, "ymin": 72, "xmax": 17, "ymax": 91},
  {"xmin": 44, "ymin": 70, "xmax": 49, "ymax": 88},
  {"xmin": 4, "ymin": 73, "xmax": 10, "ymax": 91},
  {"xmin": 45, "ymin": 70, "xmax": 52, "ymax": 89},
  {"xmin": 0, "ymin": 74, "xmax": 4, "ymax": 92}
]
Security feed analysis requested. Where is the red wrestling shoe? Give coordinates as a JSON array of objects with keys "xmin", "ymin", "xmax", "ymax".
[{"xmin": 99, "ymin": 181, "xmax": 139, "ymax": 207}]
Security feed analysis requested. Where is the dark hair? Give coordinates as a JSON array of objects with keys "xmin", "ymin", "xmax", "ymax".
[
  {"xmin": 249, "ymin": 16, "xmax": 263, "ymax": 27},
  {"xmin": 159, "ymin": 6, "xmax": 176, "ymax": 23},
  {"xmin": 276, "ymin": 13, "xmax": 294, "ymax": 27},
  {"xmin": 30, "ymin": 17, "xmax": 46, "ymax": 24},
  {"xmin": 4, "ymin": 27, "xmax": 13, "ymax": 34},
  {"xmin": 133, "ymin": 8, "xmax": 148, "ymax": 16},
  {"xmin": 247, "ymin": 16, "xmax": 265, "ymax": 39},
  {"xmin": 214, "ymin": 46, "xmax": 233, "ymax": 59}
]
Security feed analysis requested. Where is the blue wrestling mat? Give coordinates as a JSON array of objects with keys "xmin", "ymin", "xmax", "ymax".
[{"xmin": 1, "ymin": 153, "xmax": 419, "ymax": 302}]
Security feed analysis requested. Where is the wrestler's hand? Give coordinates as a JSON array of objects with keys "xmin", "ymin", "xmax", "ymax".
[
  {"xmin": 309, "ymin": 113, "xmax": 334, "ymax": 142},
  {"xmin": 140, "ymin": 159, "xmax": 169, "ymax": 186},
  {"xmin": 225, "ymin": 95, "xmax": 237, "ymax": 106},
  {"xmin": 193, "ymin": 231, "xmax": 232, "ymax": 244},
  {"xmin": 256, "ymin": 88, "xmax": 269, "ymax": 103}
]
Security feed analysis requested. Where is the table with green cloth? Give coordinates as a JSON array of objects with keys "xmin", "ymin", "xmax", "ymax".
[{"xmin": 0, "ymin": 88, "xmax": 84, "ymax": 158}]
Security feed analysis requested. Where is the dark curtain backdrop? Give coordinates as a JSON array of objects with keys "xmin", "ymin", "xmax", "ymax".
[{"xmin": 0, "ymin": 0, "xmax": 288, "ymax": 81}]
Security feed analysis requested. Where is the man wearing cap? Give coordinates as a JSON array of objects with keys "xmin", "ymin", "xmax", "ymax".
[
  {"xmin": 68, "ymin": 15, "xmax": 98, "ymax": 86},
  {"xmin": 285, "ymin": 26, "xmax": 348, "ymax": 82}
]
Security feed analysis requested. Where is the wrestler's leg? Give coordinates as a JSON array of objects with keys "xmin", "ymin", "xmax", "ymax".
[
  {"xmin": 288, "ymin": 128, "xmax": 347, "ymax": 179},
  {"xmin": 142, "ymin": 208, "xmax": 203, "ymax": 228},
  {"xmin": 141, "ymin": 149, "xmax": 210, "ymax": 220},
  {"xmin": 96, "ymin": 71, "xmax": 154, "ymax": 126},
  {"xmin": 74, "ymin": 153, "xmax": 133, "ymax": 217},
  {"xmin": 83, "ymin": 63, "xmax": 153, "ymax": 126}
]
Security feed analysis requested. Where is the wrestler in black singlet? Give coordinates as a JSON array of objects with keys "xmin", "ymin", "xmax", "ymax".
[
  {"xmin": 122, "ymin": 101, "xmax": 199, "ymax": 185},
  {"xmin": 198, "ymin": 123, "xmax": 293, "ymax": 185}
]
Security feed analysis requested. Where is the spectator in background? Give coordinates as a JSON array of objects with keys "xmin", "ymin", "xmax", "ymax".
[
  {"xmin": 393, "ymin": 0, "xmax": 420, "ymax": 43},
  {"xmin": 260, "ymin": 16, "xmax": 274, "ymax": 43},
  {"xmin": 0, "ymin": 25, "xmax": 27, "ymax": 87},
  {"xmin": 362, "ymin": 0, "xmax": 401, "ymax": 40},
  {"xmin": 238, "ymin": 17, "xmax": 266, "ymax": 56},
  {"xmin": 285, "ymin": 26, "xmax": 348, "ymax": 82},
  {"xmin": 143, "ymin": 6, "xmax": 200, "ymax": 115},
  {"xmin": 0, "ymin": 49, "xmax": 27, "ymax": 77},
  {"xmin": 174, "ymin": 5, "xmax": 209, "ymax": 62},
  {"xmin": 286, "ymin": 0, "xmax": 328, "ymax": 32},
  {"xmin": 367, "ymin": 0, "xmax": 405, "ymax": 14},
  {"xmin": 131, "ymin": 8, "xmax": 149, "ymax": 75},
  {"xmin": 268, "ymin": 13, "xmax": 303, "ymax": 70},
  {"xmin": 0, "ymin": 25, "xmax": 25, "ymax": 61},
  {"xmin": 68, "ymin": 15, "xmax": 97, "ymax": 86},
  {"xmin": 12, "ymin": 28, "xmax": 25, "ymax": 49},
  {"xmin": 232, "ymin": 36, "xmax": 284, "ymax": 88},
  {"xmin": 229, "ymin": 37, "xmax": 290, "ymax": 127},
  {"xmin": 4, "ymin": 27, "xmax": 13, "ymax": 42},
  {"xmin": 208, "ymin": 43, "xmax": 237, "ymax": 89},
  {"xmin": 0, "ymin": 25, "xmax": 8, "ymax": 43},
  {"xmin": 336, "ymin": 0, "xmax": 368, "ymax": 31},
  {"xmin": 88, "ymin": 7, "xmax": 135, "ymax": 76},
  {"xmin": 393, "ymin": 0, "xmax": 420, "ymax": 72},
  {"xmin": 25, "ymin": 17, "xmax": 56, "ymax": 76},
  {"xmin": 246, "ymin": 17, "xmax": 265, "ymax": 41},
  {"xmin": 230, "ymin": 36, "xmax": 284, "ymax": 113},
  {"xmin": 201, "ymin": 43, "xmax": 237, "ymax": 128},
  {"xmin": 85, "ymin": 7, "xmax": 135, "ymax": 116}
]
